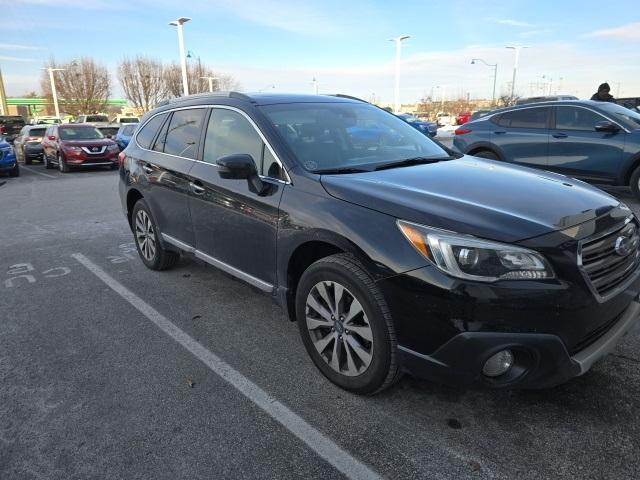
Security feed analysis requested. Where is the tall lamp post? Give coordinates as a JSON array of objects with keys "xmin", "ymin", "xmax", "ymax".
[
  {"xmin": 390, "ymin": 35, "xmax": 410, "ymax": 113},
  {"xmin": 169, "ymin": 17, "xmax": 191, "ymax": 97},
  {"xmin": 200, "ymin": 76, "xmax": 218, "ymax": 92},
  {"xmin": 471, "ymin": 58, "xmax": 498, "ymax": 107},
  {"xmin": 41, "ymin": 67, "xmax": 65, "ymax": 119},
  {"xmin": 505, "ymin": 46, "xmax": 527, "ymax": 103}
]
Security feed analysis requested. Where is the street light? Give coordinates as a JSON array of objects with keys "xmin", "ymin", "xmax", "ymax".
[
  {"xmin": 200, "ymin": 76, "xmax": 218, "ymax": 92},
  {"xmin": 390, "ymin": 35, "xmax": 410, "ymax": 113},
  {"xmin": 471, "ymin": 58, "xmax": 498, "ymax": 107},
  {"xmin": 41, "ymin": 67, "xmax": 65, "ymax": 119},
  {"xmin": 505, "ymin": 46, "xmax": 527, "ymax": 102},
  {"xmin": 168, "ymin": 17, "xmax": 191, "ymax": 97},
  {"xmin": 311, "ymin": 77, "xmax": 319, "ymax": 95}
]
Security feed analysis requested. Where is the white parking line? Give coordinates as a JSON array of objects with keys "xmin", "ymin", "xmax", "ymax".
[
  {"xmin": 21, "ymin": 166, "xmax": 57, "ymax": 179},
  {"xmin": 71, "ymin": 252, "xmax": 384, "ymax": 480}
]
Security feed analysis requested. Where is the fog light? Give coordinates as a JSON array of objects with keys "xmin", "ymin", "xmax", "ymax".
[{"xmin": 482, "ymin": 350, "xmax": 514, "ymax": 377}]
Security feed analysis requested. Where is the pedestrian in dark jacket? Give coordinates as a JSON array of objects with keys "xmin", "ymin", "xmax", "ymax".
[{"xmin": 591, "ymin": 82, "xmax": 615, "ymax": 102}]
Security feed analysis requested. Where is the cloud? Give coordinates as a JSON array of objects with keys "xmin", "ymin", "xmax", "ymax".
[
  {"xmin": 0, "ymin": 43, "xmax": 41, "ymax": 51},
  {"xmin": 496, "ymin": 19, "xmax": 534, "ymax": 28},
  {"xmin": 0, "ymin": 55, "xmax": 37, "ymax": 62},
  {"xmin": 587, "ymin": 22, "xmax": 640, "ymax": 41}
]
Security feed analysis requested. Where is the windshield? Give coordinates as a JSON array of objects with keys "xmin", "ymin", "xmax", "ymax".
[
  {"xmin": 599, "ymin": 103, "xmax": 640, "ymax": 128},
  {"xmin": 119, "ymin": 117, "xmax": 139, "ymax": 123},
  {"xmin": 59, "ymin": 127, "xmax": 104, "ymax": 140},
  {"xmin": 98, "ymin": 127, "xmax": 119, "ymax": 137},
  {"xmin": 260, "ymin": 102, "xmax": 448, "ymax": 172},
  {"xmin": 86, "ymin": 115, "xmax": 109, "ymax": 123},
  {"xmin": 122, "ymin": 125, "xmax": 137, "ymax": 135}
]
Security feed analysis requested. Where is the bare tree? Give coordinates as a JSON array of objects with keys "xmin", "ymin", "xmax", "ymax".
[
  {"xmin": 41, "ymin": 57, "xmax": 111, "ymax": 116},
  {"xmin": 118, "ymin": 56, "xmax": 166, "ymax": 113},
  {"xmin": 163, "ymin": 60, "xmax": 240, "ymax": 98}
]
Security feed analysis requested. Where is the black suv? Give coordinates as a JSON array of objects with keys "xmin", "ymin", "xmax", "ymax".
[{"xmin": 119, "ymin": 92, "xmax": 640, "ymax": 394}]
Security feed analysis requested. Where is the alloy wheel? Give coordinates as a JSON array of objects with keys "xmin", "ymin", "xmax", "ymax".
[
  {"xmin": 135, "ymin": 210, "xmax": 157, "ymax": 261},
  {"xmin": 305, "ymin": 281, "xmax": 374, "ymax": 376}
]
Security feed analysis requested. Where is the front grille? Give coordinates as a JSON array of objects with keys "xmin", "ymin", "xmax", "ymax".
[{"xmin": 580, "ymin": 219, "xmax": 640, "ymax": 298}]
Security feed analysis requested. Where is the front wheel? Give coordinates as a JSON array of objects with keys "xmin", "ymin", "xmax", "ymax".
[
  {"xmin": 58, "ymin": 153, "xmax": 69, "ymax": 173},
  {"xmin": 9, "ymin": 164, "xmax": 19, "ymax": 177},
  {"xmin": 296, "ymin": 253, "xmax": 400, "ymax": 395},
  {"xmin": 472, "ymin": 150, "xmax": 499, "ymax": 160},
  {"xmin": 630, "ymin": 166, "xmax": 640, "ymax": 201},
  {"xmin": 24, "ymin": 149, "xmax": 32, "ymax": 165},
  {"xmin": 132, "ymin": 199, "xmax": 179, "ymax": 271}
]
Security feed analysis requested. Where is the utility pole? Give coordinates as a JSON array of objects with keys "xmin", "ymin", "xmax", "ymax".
[
  {"xmin": 169, "ymin": 17, "xmax": 191, "ymax": 96},
  {"xmin": 0, "ymin": 67, "xmax": 8, "ymax": 116},
  {"xmin": 200, "ymin": 76, "xmax": 218, "ymax": 92},
  {"xmin": 506, "ymin": 46, "xmax": 527, "ymax": 103},
  {"xmin": 41, "ymin": 67, "xmax": 65, "ymax": 119},
  {"xmin": 390, "ymin": 35, "xmax": 410, "ymax": 113}
]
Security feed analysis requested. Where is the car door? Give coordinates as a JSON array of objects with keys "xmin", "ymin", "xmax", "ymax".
[
  {"xmin": 547, "ymin": 105, "xmax": 626, "ymax": 182},
  {"xmin": 491, "ymin": 106, "xmax": 550, "ymax": 168},
  {"xmin": 42, "ymin": 126, "xmax": 56, "ymax": 159},
  {"xmin": 134, "ymin": 109, "xmax": 205, "ymax": 247},
  {"xmin": 188, "ymin": 106, "xmax": 287, "ymax": 288}
]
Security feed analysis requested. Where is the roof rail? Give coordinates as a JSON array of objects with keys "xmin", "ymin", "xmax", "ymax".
[
  {"xmin": 154, "ymin": 91, "xmax": 254, "ymax": 109},
  {"xmin": 326, "ymin": 94, "xmax": 369, "ymax": 103}
]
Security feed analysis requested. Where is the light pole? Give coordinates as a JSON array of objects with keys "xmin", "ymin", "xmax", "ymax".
[
  {"xmin": 505, "ymin": 46, "xmax": 527, "ymax": 103},
  {"xmin": 169, "ymin": 17, "xmax": 191, "ymax": 97},
  {"xmin": 41, "ymin": 67, "xmax": 65, "ymax": 119},
  {"xmin": 471, "ymin": 58, "xmax": 498, "ymax": 107},
  {"xmin": 390, "ymin": 35, "xmax": 410, "ymax": 113},
  {"xmin": 200, "ymin": 76, "xmax": 218, "ymax": 92},
  {"xmin": 311, "ymin": 77, "xmax": 319, "ymax": 95}
]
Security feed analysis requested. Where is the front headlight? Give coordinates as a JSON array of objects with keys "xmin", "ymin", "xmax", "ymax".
[
  {"xmin": 63, "ymin": 146, "xmax": 82, "ymax": 152},
  {"xmin": 397, "ymin": 220, "xmax": 555, "ymax": 282}
]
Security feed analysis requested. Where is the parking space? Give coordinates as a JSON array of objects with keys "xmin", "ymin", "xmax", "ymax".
[{"xmin": 2, "ymin": 165, "xmax": 640, "ymax": 479}]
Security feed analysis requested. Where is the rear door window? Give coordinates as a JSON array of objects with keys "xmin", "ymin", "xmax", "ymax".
[
  {"xmin": 496, "ymin": 108, "xmax": 549, "ymax": 129},
  {"xmin": 555, "ymin": 107, "xmax": 605, "ymax": 131},
  {"xmin": 136, "ymin": 113, "xmax": 168, "ymax": 149},
  {"xmin": 163, "ymin": 109, "xmax": 206, "ymax": 159}
]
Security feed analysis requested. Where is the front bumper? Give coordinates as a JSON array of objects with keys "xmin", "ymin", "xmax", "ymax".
[{"xmin": 399, "ymin": 299, "xmax": 639, "ymax": 388}]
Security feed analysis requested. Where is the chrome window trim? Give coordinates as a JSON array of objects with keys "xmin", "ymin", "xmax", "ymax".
[
  {"xmin": 482, "ymin": 103, "xmax": 629, "ymax": 133},
  {"xmin": 134, "ymin": 104, "xmax": 291, "ymax": 184},
  {"xmin": 161, "ymin": 233, "xmax": 274, "ymax": 292}
]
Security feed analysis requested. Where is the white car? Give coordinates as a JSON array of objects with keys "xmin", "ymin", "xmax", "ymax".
[{"xmin": 436, "ymin": 112, "xmax": 453, "ymax": 127}]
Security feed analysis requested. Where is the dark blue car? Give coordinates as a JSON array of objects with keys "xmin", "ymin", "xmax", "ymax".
[
  {"xmin": 453, "ymin": 100, "xmax": 640, "ymax": 198},
  {"xmin": 396, "ymin": 113, "xmax": 438, "ymax": 138},
  {"xmin": 115, "ymin": 123, "xmax": 137, "ymax": 150},
  {"xmin": 0, "ymin": 136, "xmax": 19, "ymax": 177}
]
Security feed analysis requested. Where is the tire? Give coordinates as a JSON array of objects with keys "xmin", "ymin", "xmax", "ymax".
[
  {"xmin": 110, "ymin": 163, "xmax": 118, "ymax": 170},
  {"xmin": 131, "ymin": 199, "xmax": 179, "ymax": 271},
  {"xmin": 44, "ymin": 154, "xmax": 52, "ymax": 169},
  {"xmin": 295, "ymin": 253, "xmax": 401, "ymax": 395},
  {"xmin": 9, "ymin": 164, "xmax": 19, "ymax": 177},
  {"xmin": 630, "ymin": 166, "xmax": 640, "ymax": 201},
  {"xmin": 58, "ymin": 152, "xmax": 69, "ymax": 173},
  {"xmin": 472, "ymin": 150, "xmax": 499, "ymax": 160},
  {"xmin": 24, "ymin": 149, "xmax": 32, "ymax": 165}
]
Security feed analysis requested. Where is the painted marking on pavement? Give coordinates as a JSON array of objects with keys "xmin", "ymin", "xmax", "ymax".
[
  {"xmin": 20, "ymin": 166, "xmax": 58, "ymax": 179},
  {"xmin": 71, "ymin": 252, "xmax": 384, "ymax": 480}
]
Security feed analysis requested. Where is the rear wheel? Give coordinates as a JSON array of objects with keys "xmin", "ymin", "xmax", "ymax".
[
  {"xmin": 24, "ymin": 149, "xmax": 32, "ymax": 165},
  {"xmin": 472, "ymin": 150, "xmax": 499, "ymax": 160},
  {"xmin": 44, "ymin": 154, "xmax": 52, "ymax": 169},
  {"xmin": 295, "ymin": 253, "xmax": 400, "ymax": 395},
  {"xmin": 132, "ymin": 199, "xmax": 179, "ymax": 271},
  {"xmin": 630, "ymin": 166, "xmax": 640, "ymax": 201}
]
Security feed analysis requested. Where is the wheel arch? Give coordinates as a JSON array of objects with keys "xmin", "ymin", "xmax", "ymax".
[
  {"xmin": 126, "ymin": 188, "xmax": 144, "ymax": 229},
  {"xmin": 621, "ymin": 152, "xmax": 640, "ymax": 186},
  {"xmin": 466, "ymin": 143, "xmax": 504, "ymax": 160},
  {"xmin": 282, "ymin": 231, "xmax": 378, "ymax": 323}
]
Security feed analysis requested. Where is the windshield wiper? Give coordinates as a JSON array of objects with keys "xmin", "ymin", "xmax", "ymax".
[
  {"xmin": 373, "ymin": 156, "xmax": 454, "ymax": 171},
  {"xmin": 313, "ymin": 167, "xmax": 370, "ymax": 174}
]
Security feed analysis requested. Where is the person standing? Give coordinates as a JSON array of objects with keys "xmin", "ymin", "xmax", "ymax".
[{"xmin": 591, "ymin": 82, "xmax": 615, "ymax": 102}]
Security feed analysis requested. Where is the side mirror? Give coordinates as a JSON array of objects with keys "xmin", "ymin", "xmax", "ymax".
[
  {"xmin": 595, "ymin": 120, "xmax": 620, "ymax": 133},
  {"xmin": 48, "ymin": 135, "xmax": 56, "ymax": 141},
  {"xmin": 216, "ymin": 154, "xmax": 269, "ymax": 195}
]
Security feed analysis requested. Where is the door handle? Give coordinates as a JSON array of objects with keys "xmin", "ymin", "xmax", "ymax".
[
  {"xmin": 552, "ymin": 132, "xmax": 568, "ymax": 139},
  {"xmin": 494, "ymin": 131, "xmax": 507, "ymax": 135},
  {"xmin": 190, "ymin": 181, "xmax": 205, "ymax": 195},
  {"xmin": 142, "ymin": 164, "xmax": 154, "ymax": 174}
]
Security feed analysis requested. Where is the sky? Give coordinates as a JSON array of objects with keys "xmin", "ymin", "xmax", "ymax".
[{"xmin": 1, "ymin": 0, "xmax": 639, "ymax": 104}]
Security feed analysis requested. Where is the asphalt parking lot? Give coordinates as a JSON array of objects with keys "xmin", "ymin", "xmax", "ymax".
[{"xmin": 2, "ymin": 164, "xmax": 640, "ymax": 480}]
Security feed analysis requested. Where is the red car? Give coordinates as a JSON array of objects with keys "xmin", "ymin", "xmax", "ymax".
[
  {"xmin": 455, "ymin": 112, "xmax": 471, "ymax": 125},
  {"xmin": 42, "ymin": 124, "xmax": 119, "ymax": 173}
]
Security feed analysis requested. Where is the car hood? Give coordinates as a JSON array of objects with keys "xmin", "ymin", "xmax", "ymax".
[
  {"xmin": 62, "ymin": 139, "xmax": 115, "ymax": 147},
  {"xmin": 320, "ymin": 157, "xmax": 620, "ymax": 243}
]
